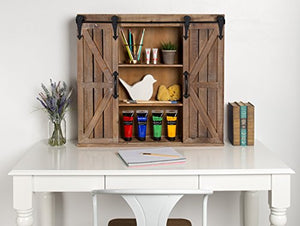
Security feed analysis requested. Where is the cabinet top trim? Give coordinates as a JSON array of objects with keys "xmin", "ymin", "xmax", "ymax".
[{"xmin": 77, "ymin": 14, "xmax": 225, "ymax": 23}]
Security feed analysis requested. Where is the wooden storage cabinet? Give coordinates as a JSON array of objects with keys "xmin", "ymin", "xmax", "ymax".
[{"xmin": 76, "ymin": 14, "xmax": 224, "ymax": 146}]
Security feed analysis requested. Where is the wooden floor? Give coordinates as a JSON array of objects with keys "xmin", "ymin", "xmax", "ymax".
[{"xmin": 108, "ymin": 219, "xmax": 192, "ymax": 226}]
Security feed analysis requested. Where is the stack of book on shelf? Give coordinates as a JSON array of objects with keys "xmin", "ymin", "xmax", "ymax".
[{"xmin": 228, "ymin": 102, "xmax": 255, "ymax": 146}]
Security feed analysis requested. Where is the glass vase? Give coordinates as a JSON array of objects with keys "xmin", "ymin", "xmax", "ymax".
[{"xmin": 48, "ymin": 118, "xmax": 66, "ymax": 146}]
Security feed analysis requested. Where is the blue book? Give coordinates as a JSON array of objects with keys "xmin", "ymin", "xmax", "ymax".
[{"xmin": 238, "ymin": 102, "xmax": 247, "ymax": 146}]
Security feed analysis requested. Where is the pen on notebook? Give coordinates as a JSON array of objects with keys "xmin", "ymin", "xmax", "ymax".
[{"xmin": 142, "ymin": 153, "xmax": 180, "ymax": 158}]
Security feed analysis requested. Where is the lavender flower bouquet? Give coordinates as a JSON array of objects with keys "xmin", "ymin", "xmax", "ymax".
[{"xmin": 37, "ymin": 79, "xmax": 72, "ymax": 146}]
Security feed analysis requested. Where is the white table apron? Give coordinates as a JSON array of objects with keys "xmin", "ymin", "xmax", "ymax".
[
  {"xmin": 9, "ymin": 141, "xmax": 295, "ymax": 226},
  {"xmin": 12, "ymin": 175, "xmax": 291, "ymax": 226}
]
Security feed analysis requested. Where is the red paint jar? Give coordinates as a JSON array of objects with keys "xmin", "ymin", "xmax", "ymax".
[{"xmin": 122, "ymin": 110, "xmax": 134, "ymax": 141}]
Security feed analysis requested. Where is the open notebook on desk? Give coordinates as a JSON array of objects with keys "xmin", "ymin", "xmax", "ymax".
[{"xmin": 118, "ymin": 147, "xmax": 186, "ymax": 167}]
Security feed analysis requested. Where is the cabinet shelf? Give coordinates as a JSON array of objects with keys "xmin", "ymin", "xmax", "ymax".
[
  {"xmin": 119, "ymin": 137, "xmax": 182, "ymax": 146},
  {"xmin": 118, "ymin": 64, "xmax": 183, "ymax": 68},
  {"xmin": 119, "ymin": 100, "xmax": 183, "ymax": 107}
]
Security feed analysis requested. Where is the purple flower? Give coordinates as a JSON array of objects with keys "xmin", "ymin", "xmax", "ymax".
[
  {"xmin": 37, "ymin": 97, "xmax": 48, "ymax": 110},
  {"xmin": 37, "ymin": 79, "xmax": 72, "ymax": 122}
]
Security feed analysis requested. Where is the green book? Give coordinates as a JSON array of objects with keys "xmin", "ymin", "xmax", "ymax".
[{"xmin": 238, "ymin": 102, "xmax": 247, "ymax": 146}]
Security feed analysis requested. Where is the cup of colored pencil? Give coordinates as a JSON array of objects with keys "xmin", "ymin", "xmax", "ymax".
[{"xmin": 120, "ymin": 28, "xmax": 145, "ymax": 64}]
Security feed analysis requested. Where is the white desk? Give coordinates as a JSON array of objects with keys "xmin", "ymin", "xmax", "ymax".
[{"xmin": 9, "ymin": 140, "xmax": 294, "ymax": 226}]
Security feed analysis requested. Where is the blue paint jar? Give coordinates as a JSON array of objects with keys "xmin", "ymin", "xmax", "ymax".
[{"xmin": 136, "ymin": 110, "xmax": 148, "ymax": 141}]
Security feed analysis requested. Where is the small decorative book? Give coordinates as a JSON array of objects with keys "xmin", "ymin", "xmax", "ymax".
[{"xmin": 228, "ymin": 102, "xmax": 255, "ymax": 146}]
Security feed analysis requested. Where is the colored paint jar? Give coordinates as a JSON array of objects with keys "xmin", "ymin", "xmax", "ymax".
[
  {"xmin": 166, "ymin": 110, "xmax": 178, "ymax": 141},
  {"xmin": 122, "ymin": 110, "xmax": 134, "ymax": 141},
  {"xmin": 152, "ymin": 110, "xmax": 164, "ymax": 141},
  {"xmin": 136, "ymin": 110, "xmax": 148, "ymax": 141}
]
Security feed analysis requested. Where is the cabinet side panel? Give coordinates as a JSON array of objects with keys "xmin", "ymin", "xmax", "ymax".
[
  {"xmin": 77, "ymin": 38, "xmax": 84, "ymax": 142},
  {"xmin": 217, "ymin": 34, "xmax": 224, "ymax": 142},
  {"xmin": 112, "ymin": 25, "xmax": 119, "ymax": 141},
  {"xmin": 182, "ymin": 25, "xmax": 190, "ymax": 142}
]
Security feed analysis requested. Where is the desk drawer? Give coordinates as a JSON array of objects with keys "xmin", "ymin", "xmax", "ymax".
[
  {"xmin": 199, "ymin": 175, "xmax": 271, "ymax": 191},
  {"xmin": 33, "ymin": 176, "xmax": 104, "ymax": 192},
  {"xmin": 106, "ymin": 176, "xmax": 198, "ymax": 189}
]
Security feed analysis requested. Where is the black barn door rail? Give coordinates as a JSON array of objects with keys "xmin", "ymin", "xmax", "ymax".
[{"xmin": 75, "ymin": 15, "xmax": 225, "ymax": 40}]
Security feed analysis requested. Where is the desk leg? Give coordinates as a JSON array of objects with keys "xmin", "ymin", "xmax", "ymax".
[
  {"xmin": 243, "ymin": 191, "xmax": 259, "ymax": 226},
  {"xmin": 13, "ymin": 176, "xmax": 33, "ymax": 226},
  {"xmin": 39, "ymin": 192, "xmax": 55, "ymax": 226},
  {"xmin": 121, "ymin": 195, "xmax": 183, "ymax": 226},
  {"xmin": 268, "ymin": 175, "xmax": 291, "ymax": 226}
]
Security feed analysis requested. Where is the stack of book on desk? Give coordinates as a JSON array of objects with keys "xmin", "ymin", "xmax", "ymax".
[{"xmin": 228, "ymin": 102, "xmax": 255, "ymax": 146}]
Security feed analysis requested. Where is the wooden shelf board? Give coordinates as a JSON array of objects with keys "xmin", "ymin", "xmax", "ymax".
[
  {"xmin": 119, "ymin": 137, "xmax": 183, "ymax": 146},
  {"xmin": 119, "ymin": 101, "xmax": 183, "ymax": 107},
  {"xmin": 118, "ymin": 64, "xmax": 183, "ymax": 68}
]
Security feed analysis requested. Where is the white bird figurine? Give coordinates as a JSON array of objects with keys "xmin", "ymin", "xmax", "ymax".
[{"xmin": 119, "ymin": 74, "xmax": 157, "ymax": 101}]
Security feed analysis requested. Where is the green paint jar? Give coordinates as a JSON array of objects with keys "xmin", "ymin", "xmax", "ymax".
[{"xmin": 152, "ymin": 110, "xmax": 164, "ymax": 141}]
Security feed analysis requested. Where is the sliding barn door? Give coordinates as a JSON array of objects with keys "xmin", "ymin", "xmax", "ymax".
[
  {"xmin": 77, "ymin": 23, "xmax": 118, "ymax": 145},
  {"xmin": 183, "ymin": 23, "xmax": 224, "ymax": 144}
]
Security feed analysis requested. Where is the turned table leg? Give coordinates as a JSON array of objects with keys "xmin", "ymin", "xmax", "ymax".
[
  {"xmin": 16, "ymin": 209, "xmax": 33, "ymax": 226},
  {"xmin": 270, "ymin": 207, "xmax": 288, "ymax": 226},
  {"xmin": 39, "ymin": 192, "xmax": 55, "ymax": 226},
  {"xmin": 243, "ymin": 191, "xmax": 259, "ymax": 226},
  {"xmin": 269, "ymin": 175, "xmax": 291, "ymax": 226},
  {"xmin": 13, "ymin": 176, "xmax": 33, "ymax": 226}
]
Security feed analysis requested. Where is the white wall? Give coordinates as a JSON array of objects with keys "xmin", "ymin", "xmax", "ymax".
[{"xmin": 0, "ymin": 0, "xmax": 299, "ymax": 225}]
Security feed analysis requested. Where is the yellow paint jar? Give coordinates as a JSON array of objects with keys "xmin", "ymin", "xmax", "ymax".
[{"xmin": 166, "ymin": 110, "xmax": 178, "ymax": 141}]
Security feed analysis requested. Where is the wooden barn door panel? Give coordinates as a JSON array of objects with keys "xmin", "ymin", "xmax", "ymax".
[
  {"xmin": 78, "ymin": 24, "xmax": 118, "ymax": 145},
  {"xmin": 183, "ymin": 23, "xmax": 224, "ymax": 144}
]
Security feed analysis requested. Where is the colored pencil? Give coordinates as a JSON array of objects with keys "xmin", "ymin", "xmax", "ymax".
[
  {"xmin": 132, "ymin": 32, "xmax": 136, "ymax": 59},
  {"xmin": 120, "ymin": 29, "xmax": 133, "ymax": 61},
  {"xmin": 137, "ymin": 29, "xmax": 145, "ymax": 61},
  {"xmin": 128, "ymin": 29, "xmax": 132, "ymax": 52}
]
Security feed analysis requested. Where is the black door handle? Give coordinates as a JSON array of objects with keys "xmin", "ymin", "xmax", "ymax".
[
  {"xmin": 113, "ymin": 71, "xmax": 119, "ymax": 99},
  {"xmin": 183, "ymin": 71, "xmax": 190, "ymax": 98}
]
